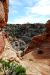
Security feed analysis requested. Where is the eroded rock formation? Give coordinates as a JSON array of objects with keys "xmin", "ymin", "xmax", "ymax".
[
  {"xmin": 0, "ymin": 32, "xmax": 5, "ymax": 54},
  {"xmin": 0, "ymin": 0, "xmax": 9, "ymax": 54},
  {"xmin": 0, "ymin": 0, "xmax": 9, "ymax": 28},
  {"xmin": 24, "ymin": 20, "xmax": 50, "ymax": 58}
]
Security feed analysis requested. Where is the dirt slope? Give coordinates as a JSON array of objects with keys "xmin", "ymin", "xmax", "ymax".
[{"xmin": 22, "ymin": 51, "xmax": 50, "ymax": 75}]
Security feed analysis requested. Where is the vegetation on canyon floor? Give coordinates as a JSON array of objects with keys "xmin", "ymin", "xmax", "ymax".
[{"xmin": 0, "ymin": 60, "xmax": 26, "ymax": 75}]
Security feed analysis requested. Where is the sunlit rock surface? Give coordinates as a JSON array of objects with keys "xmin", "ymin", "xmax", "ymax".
[
  {"xmin": 0, "ymin": 0, "xmax": 9, "ymax": 28},
  {"xmin": 0, "ymin": 38, "xmax": 22, "ymax": 63},
  {"xmin": 0, "ymin": 32, "xmax": 5, "ymax": 54},
  {"xmin": 0, "ymin": 0, "xmax": 9, "ymax": 54}
]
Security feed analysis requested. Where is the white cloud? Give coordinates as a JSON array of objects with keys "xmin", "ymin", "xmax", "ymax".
[
  {"xmin": 31, "ymin": 0, "xmax": 50, "ymax": 15},
  {"xmin": 9, "ymin": 0, "xmax": 22, "ymax": 5},
  {"xmin": 31, "ymin": 6, "xmax": 50, "ymax": 15},
  {"xmin": 38, "ymin": 0, "xmax": 50, "ymax": 6},
  {"xmin": 8, "ymin": 0, "xmax": 50, "ymax": 24}
]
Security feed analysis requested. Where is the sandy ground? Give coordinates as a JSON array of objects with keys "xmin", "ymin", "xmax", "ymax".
[{"xmin": 22, "ymin": 52, "xmax": 50, "ymax": 75}]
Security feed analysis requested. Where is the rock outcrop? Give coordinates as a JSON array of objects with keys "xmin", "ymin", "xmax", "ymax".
[
  {"xmin": 0, "ymin": 0, "xmax": 9, "ymax": 28},
  {"xmin": 0, "ymin": 0, "xmax": 9, "ymax": 54},
  {"xmin": 0, "ymin": 32, "xmax": 5, "ymax": 54},
  {"xmin": 0, "ymin": 38, "xmax": 22, "ymax": 63},
  {"xmin": 24, "ymin": 20, "xmax": 50, "ymax": 58}
]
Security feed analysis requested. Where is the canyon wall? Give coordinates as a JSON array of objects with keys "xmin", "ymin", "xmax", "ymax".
[
  {"xmin": 0, "ymin": 0, "xmax": 9, "ymax": 54},
  {"xmin": 0, "ymin": 0, "xmax": 9, "ymax": 28},
  {"xmin": 24, "ymin": 20, "xmax": 50, "ymax": 55}
]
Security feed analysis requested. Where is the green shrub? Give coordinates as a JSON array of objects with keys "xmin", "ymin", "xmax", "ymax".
[
  {"xmin": 15, "ymin": 65, "xmax": 26, "ymax": 75},
  {"xmin": 20, "ymin": 47, "xmax": 24, "ymax": 51},
  {"xmin": 0, "ymin": 60, "xmax": 26, "ymax": 75}
]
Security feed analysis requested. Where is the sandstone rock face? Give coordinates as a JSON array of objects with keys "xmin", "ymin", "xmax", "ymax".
[
  {"xmin": 46, "ymin": 20, "xmax": 50, "ymax": 34},
  {"xmin": 0, "ymin": 32, "xmax": 5, "ymax": 54},
  {"xmin": 24, "ymin": 20, "xmax": 50, "ymax": 58},
  {"xmin": 0, "ymin": 0, "xmax": 9, "ymax": 28},
  {"xmin": 0, "ymin": 0, "xmax": 9, "ymax": 54}
]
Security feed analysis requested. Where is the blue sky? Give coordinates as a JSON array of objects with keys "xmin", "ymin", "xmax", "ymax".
[{"xmin": 8, "ymin": 0, "xmax": 50, "ymax": 24}]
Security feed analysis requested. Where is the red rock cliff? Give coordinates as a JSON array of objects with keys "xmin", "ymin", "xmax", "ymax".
[
  {"xmin": 0, "ymin": 0, "xmax": 9, "ymax": 54},
  {"xmin": 24, "ymin": 20, "xmax": 50, "ymax": 55},
  {"xmin": 0, "ymin": 0, "xmax": 9, "ymax": 28}
]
